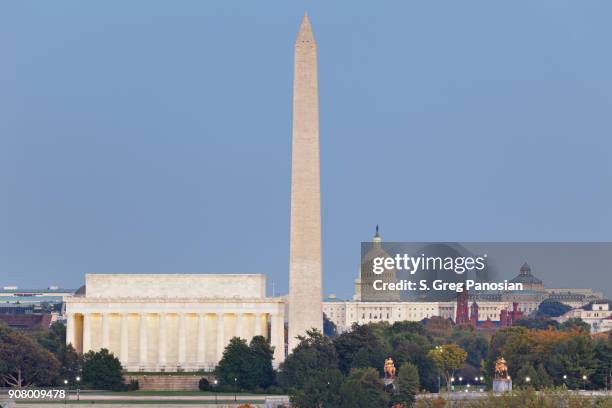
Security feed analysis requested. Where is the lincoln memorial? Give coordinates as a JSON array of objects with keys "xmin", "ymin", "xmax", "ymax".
[{"xmin": 64, "ymin": 274, "xmax": 285, "ymax": 371}]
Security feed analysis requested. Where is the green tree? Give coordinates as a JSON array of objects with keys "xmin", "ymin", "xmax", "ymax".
[
  {"xmin": 559, "ymin": 318, "xmax": 590, "ymax": 333},
  {"xmin": 516, "ymin": 364, "xmax": 537, "ymax": 388},
  {"xmin": 55, "ymin": 344, "xmax": 81, "ymax": 385},
  {"xmin": 593, "ymin": 339, "xmax": 612, "ymax": 390},
  {"xmin": 548, "ymin": 335, "xmax": 596, "ymax": 389},
  {"xmin": 290, "ymin": 368, "xmax": 343, "ymax": 408},
  {"xmin": 536, "ymin": 363, "xmax": 553, "ymax": 389},
  {"xmin": 427, "ymin": 344, "xmax": 467, "ymax": 392},
  {"xmin": 339, "ymin": 367, "xmax": 389, "ymax": 408},
  {"xmin": 388, "ymin": 321, "xmax": 426, "ymax": 337},
  {"xmin": 333, "ymin": 323, "xmax": 390, "ymax": 375},
  {"xmin": 323, "ymin": 313, "xmax": 338, "ymax": 338},
  {"xmin": 33, "ymin": 321, "xmax": 66, "ymax": 354},
  {"xmin": 485, "ymin": 327, "xmax": 526, "ymax": 385},
  {"xmin": 390, "ymin": 332, "xmax": 437, "ymax": 392},
  {"xmin": 245, "ymin": 336, "xmax": 275, "ymax": 389},
  {"xmin": 514, "ymin": 317, "xmax": 560, "ymax": 330},
  {"xmin": 215, "ymin": 336, "xmax": 275, "ymax": 390},
  {"xmin": 537, "ymin": 300, "xmax": 572, "ymax": 318},
  {"xmin": 450, "ymin": 328, "xmax": 488, "ymax": 368},
  {"xmin": 393, "ymin": 362, "xmax": 420, "ymax": 407},
  {"xmin": 278, "ymin": 329, "xmax": 338, "ymax": 390},
  {"xmin": 0, "ymin": 325, "xmax": 60, "ymax": 387},
  {"xmin": 81, "ymin": 348, "xmax": 124, "ymax": 390},
  {"xmin": 32, "ymin": 322, "xmax": 81, "ymax": 385},
  {"xmin": 215, "ymin": 337, "xmax": 251, "ymax": 389}
]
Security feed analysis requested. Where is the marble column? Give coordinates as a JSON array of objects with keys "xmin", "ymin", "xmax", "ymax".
[
  {"xmin": 139, "ymin": 313, "xmax": 148, "ymax": 367},
  {"xmin": 271, "ymin": 313, "xmax": 284, "ymax": 362},
  {"xmin": 120, "ymin": 313, "xmax": 129, "ymax": 365},
  {"xmin": 236, "ymin": 313, "xmax": 244, "ymax": 339},
  {"xmin": 158, "ymin": 313, "xmax": 167, "ymax": 367},
  {"xmin": 101, "ymin": 313, "xmax": 110, "ymax": 350},
  {"xmin": 216, "ymin": 313, "xmax": 225, "ymax": 363},
  {"xmin": 82, "ymin": 313, "xmax": 91, "ymax": 353},
  {"xmin": 178, "ymin": 313, "xmax": 186, "ymax": 366},
  {"xmin": 254, "ymin": 313, "xmax": 262, "ymax": 336},
  {"xmin": 196, "ymin": 313, "xmax": 206, "ymax": 367},
  {"xmin": 65, "ymin": 313, "xmax": 75, "ymax": 347}
]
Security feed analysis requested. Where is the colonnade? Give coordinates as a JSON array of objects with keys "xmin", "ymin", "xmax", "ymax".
[{"xmin": 66, "ymin": 310, "xmax": 285, "ymax": 371}]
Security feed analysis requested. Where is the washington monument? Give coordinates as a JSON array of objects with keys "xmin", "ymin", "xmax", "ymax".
[{"xmin": 288, "ymin": 13, "xmax": 323, "ymax": 351}]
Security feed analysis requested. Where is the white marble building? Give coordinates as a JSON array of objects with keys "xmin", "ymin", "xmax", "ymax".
[
  {"xmin": 554, "ymin": 302, "xmax": 612, "ymax": 334},
  {"xmin": 64, "ymin": 274, "xmax": 285, "ymax": 371},
  {"xmin": 323, "ymin": 296, "xmax": 521, "ymax": 333},
  {"xmin": 323, "ymin": 296, "xmax": 456, "ymax": 333}
]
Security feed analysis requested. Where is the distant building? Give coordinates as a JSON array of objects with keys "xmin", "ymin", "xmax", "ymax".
[
  {"xmin": 546, "ymin": 288, "xmax": 604, "ymax": 309},
  {"xmin": 324, "ymin": 235, "xmax": 604, "ymax": 332},
  {"xmin": 0, "ymin": 286, "xmax": 76, "ymax": 314},
  {"xmin": 0, "ymin": 313, "xmax": 53, "ymax": 331},
  {"xmin": 472, "ymin": 262, "xmax": 602, "ymax": 314},
  {"xmin": 554, "ymin": 303, "xmax": 612, "ymax": 334},
  {"xmin": 0, "ymin": 286, "xmax": 73, "ymax": 331},
  {"xmin": 323, "ymin": 295, "xmax": 455, "ymax": 333}
]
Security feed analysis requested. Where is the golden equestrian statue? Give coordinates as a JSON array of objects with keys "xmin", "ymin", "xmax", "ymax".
[
  {"xmin": 384, "ymin": 357, "xmax": 396, "ymax": 379},
  {"xmin": 495, "ymin": 357, "xmax": 509, "ymax": 379}
]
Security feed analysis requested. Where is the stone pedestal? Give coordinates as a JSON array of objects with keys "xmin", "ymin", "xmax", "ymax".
[
  {"xmin": 383, "ymin": 378, "xmax": 397, "ymax": 391},
  {"xmin": 493, "ymin": 378, "xmax": 512, "ymax": 392}
]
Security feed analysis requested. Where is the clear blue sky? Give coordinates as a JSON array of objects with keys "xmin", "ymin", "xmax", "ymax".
[{"xmin": 1, "ymin": 1, "xmax": 611, "ymax": 299}]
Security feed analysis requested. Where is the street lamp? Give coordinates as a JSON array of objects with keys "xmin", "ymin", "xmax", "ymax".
[
  {"xmin": 234, "ymin": 377, "xmax": 238, "ymax": 402},
  {"xmin": 63, "ymin": 380, "xmax": 68, "ymax": 405},
  {"xmin": 213, "ymin": 380, "xmax": 218, "ymax": 404},
  {"xmin": 525, "ymin": 376, "xmax": 531, "ymax": 386},
  {"xmin": 75, "ymin": 376, "xmax": 81, "ymax": 401},
  {"xmin": 582, "ymin": 375, "xmax": 588, "ymax": 391}
]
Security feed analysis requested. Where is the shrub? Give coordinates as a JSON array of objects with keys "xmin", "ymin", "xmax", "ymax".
[
  {"xmin": 198, "ymin": 377, "xmax": 212, "ymax": 391},
  {"xmin": 126, "ymin": 379, "xmax": 139, "ymax": 391}
]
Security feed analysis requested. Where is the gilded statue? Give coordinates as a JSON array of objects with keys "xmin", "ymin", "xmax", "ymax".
[
  {"xmin": 494, "ymin": 357, "xmax": 509, "ymax": 379},
  {"xmin": 384, "ymin": 357, "xmax": 396, "ymax": 379}
]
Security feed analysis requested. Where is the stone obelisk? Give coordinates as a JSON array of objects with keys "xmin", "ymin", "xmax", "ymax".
[{"xmin": 288, "ymin": 13, "xmax": 323, "ymax": 352}]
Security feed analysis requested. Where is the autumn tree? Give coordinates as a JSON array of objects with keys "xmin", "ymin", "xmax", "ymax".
[{"xmin": 0, "ymin": 325, "xmax": 59, "ymax": 387}]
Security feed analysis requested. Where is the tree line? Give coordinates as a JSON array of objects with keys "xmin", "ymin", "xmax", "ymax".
[{"xmin": 0, "ymin": 322, "xmax": 130, "ymax": 391}]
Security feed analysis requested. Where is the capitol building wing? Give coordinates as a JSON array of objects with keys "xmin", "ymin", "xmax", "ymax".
[{"xmin": 64, "ymin": 274, "xmax": 285, "ymax": 372}]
